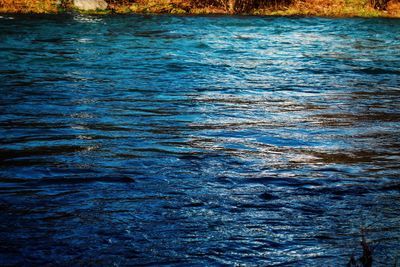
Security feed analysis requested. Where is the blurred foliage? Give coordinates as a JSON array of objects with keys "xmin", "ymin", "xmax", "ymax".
[{"xmin": 0, "ymin": 0, "xmax": 399, "ymax": 15}]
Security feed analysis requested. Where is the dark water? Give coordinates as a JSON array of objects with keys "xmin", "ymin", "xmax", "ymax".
[{"xmin": 1, "ymin": 14, "xmax": 400, "ymax": 266}]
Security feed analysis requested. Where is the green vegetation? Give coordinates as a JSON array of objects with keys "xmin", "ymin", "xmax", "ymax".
[{"xmin": 0, "ymin": 0, "xmax": 399, "ymax": 17}]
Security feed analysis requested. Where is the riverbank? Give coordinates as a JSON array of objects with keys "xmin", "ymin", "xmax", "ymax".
[{"xmin": 0, "ymin": 0, "xmax": 400, "ymax": 17}]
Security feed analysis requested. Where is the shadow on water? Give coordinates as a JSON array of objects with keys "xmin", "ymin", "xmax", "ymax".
[{"xmin": 0, "ymin": 14, "xmax": 400, "ymax": 266}]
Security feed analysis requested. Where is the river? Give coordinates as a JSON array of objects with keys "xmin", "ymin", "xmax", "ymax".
[{"xmin": 1, "ymin": 14, "xmax": 400, "ymax": 266}]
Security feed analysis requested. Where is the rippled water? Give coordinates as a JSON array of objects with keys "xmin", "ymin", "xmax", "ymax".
[{"xmin": 1, "ymin": 14, "xmax": 400, "ymax": 266}]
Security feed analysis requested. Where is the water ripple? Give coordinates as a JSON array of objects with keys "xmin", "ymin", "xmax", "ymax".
[{"xmin": 0, "ymin": 14, "xmax": 400, "ymax": 266}]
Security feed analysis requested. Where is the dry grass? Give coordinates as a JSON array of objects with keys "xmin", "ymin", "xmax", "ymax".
[
  {"xmin": 387, "ymin": 0, "xmax": 400, "ymax": 16},
  {"xmin": 0, "ymin": 0, "xmax": 58, "ymax": 13},
  {"xmin": 268, "ymin": 0, "xmax": 347, "ymax": 16},
  {"xmin": 259, "ymin": 0, "xmax": 396, "ymax": 17},
  {"xmin": 108, "ymin": 0, "xmax": 400, "ymax": 16},
  {"xmin": 126, "ymin": 0, "xmax": 190, "ymax": 14}
]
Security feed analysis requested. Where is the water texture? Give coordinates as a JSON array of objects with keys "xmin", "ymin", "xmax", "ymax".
[{"xmin": 1, "ymin": 14, "xmax": 400, "ymax": 266}]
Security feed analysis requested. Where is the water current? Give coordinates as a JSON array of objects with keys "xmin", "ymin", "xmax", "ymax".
[{"xmin": 1, "ymin": 14, "xmax": 400, "ymax": 266}]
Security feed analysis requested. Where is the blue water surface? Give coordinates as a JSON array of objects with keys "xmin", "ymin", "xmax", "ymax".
[{"xmin": 1, "ymin": 14, "xmax": 400, "ymax": 266}]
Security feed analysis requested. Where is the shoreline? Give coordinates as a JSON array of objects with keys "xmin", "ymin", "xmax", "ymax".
[{"xmin": 1, "ymin": 0, "xmax": 400, "ymax": 18}]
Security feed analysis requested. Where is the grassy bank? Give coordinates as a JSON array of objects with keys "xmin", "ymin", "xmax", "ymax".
[{"xmin": 0, "ymin": 0, "xmax": 400, "ymax": 17}]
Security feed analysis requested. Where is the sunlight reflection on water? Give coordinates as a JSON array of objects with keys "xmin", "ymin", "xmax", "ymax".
[{"xmin": 0, "ymin": 14, "xmax": 399, "ymax": 266}]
